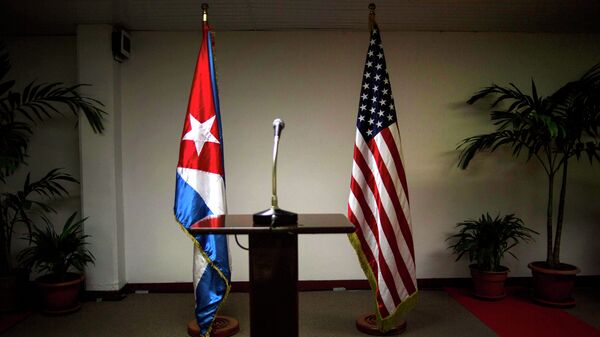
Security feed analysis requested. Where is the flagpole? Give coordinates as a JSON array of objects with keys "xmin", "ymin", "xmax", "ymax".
[
  {"xmin": 202, "ymin": 3, "xmax": 209, "ymax": 22},
  {"xmin": 186, "ymin": 5, "xmax": 241, "ymax": 336},
  {"xmin": 368, "ymin": 3, "xmax": 376, "ymax": 31},
  {"xmin": 353, "ymin": 4, "xmax": 413, "ymax": 335}
]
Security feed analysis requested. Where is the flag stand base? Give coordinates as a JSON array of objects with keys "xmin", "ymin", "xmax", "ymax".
[
  {"xmin": 356, "ymin": 313, "xmax": 407, "ymax": 336},
  {"xmin": 187, "ymin": 316, "xmax": 240, "ymax": 337}
]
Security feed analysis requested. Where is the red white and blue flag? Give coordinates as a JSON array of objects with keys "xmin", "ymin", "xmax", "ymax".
[
  {"xmin": 347, "ymin": 23, "xmax": 418, "ymax": 332},
  {"xmin": 174, "ymin": 21, "xmax": 230, "ymax": 337}
]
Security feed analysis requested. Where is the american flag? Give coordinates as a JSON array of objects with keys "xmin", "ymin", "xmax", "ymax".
[{"xmin": 347, "ymin": 23, "xmax": 418, "ymax": 330}]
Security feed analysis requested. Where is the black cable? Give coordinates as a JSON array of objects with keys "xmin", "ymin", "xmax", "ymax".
[{"xmin": 234, "ymin": 234, "xmax": 248, "ymax": 251}]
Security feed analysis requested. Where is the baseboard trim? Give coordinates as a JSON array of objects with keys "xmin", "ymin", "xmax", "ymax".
[
  {"xmin": 123, "ymin": 282, "xmax": 194, "ymax": 293},
  {"xmin": 86, "ymin": 275, "xmax": 599, "ymax": 300},
  {"xmin": 120, "ymin": 280, "xmax": 371, "ymax": 294},
  {"xmin": 419, "ymin": 275, "xmax": 599, "ymax": 288}
]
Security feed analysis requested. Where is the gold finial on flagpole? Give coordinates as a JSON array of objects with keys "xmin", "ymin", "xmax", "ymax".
[
  {"xmin": 202, "ymin": 3, "xmax": 209, "ymax": 22},
  {"xmin": 368, "ymin": 3, "xmax": 376, "ymax": 32}
]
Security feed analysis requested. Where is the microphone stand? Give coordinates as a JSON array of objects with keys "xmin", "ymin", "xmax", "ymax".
[{"xmin": 253, "ymin": 119, "xmax": 298, "ymax": 227}]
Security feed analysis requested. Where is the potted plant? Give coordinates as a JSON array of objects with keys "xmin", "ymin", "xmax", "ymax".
[
  {"xmin": 0, "ymin": 170, "xmax": 78, "ymax": 311},
  {"xmin": 0, "ymin": 42, "xmax": 104, "ymax": 311},
  {"xmin": 457, "ymin": 63, "xmax": 600, "ymax": 306},
  {"xmin": 447, "ymin": 213, "xmax": 536, "ymax": 299},
  {"xmin": 18, "ymin": 213, "xmax": 94, "ymax": 314}
]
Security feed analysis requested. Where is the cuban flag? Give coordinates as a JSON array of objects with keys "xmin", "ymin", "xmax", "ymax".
[{"xmin": 174, "ymin": 21, "xmax": 230, "ymax": 337}]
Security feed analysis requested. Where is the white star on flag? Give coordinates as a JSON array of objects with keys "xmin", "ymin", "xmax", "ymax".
[{"xmin": 182, "ymin": 115, "xmax": 220, "ymax": 156}]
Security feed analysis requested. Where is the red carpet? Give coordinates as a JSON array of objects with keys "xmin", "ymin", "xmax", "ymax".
[
  {"xmin": 446, "ymin": 287, "xmax": 600, "ymax": 337},
  {"xmin": 0, "ymin": 310, "xmax": 32, "ymax": 333}
]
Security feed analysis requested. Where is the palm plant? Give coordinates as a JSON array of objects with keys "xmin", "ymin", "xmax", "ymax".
[
  {"xmin": 0, "ymin": 42, "xmax": 105, "ymax": 275},
  {"xmin": 18, "ymin": 213, "xmax": 94, "ymax": 282},
  {"xmin": 447, "ymin": 213, "xmax": 537, "ymax": 271},
  {"xmin": 0, "ymin": 169, "xmax": 77, "ymax": 275},
  {"xmin": 457, "ymin": 63, "xmax": 600, "ymax": 268}
]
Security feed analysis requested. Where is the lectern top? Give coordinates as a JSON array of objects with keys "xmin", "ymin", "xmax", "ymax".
[{"xmin": 186, "ymin": 213, "xmax": 354, "ymax": 235}]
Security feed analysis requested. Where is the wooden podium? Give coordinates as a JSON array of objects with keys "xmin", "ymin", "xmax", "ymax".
[{"xmin": 188, "ymin": 213, "xmax": 355, "ymax": 337}]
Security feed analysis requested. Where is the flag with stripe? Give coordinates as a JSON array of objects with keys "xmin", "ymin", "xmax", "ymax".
[
  {"xmin": 174, "ymin": 20, "xmax": 230, "ymax": 337},
  {"xmin": 347, "ymin": 23, "xmax": 418, "ymax": 332}
]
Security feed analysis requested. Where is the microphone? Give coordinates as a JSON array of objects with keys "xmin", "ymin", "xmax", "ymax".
[
  {"xmin": 253, "ymin": 118, "xmax": 297, "ymax": 227},
  {"xmin": 273, "ymin": 118, "xmax": 285, "ymax": 137}
]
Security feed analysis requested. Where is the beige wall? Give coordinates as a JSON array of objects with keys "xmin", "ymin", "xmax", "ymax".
[
  {"xmin": 121, "ymin": 30, "xmax": 600, "ymax": 282},
  {"xmin": 7, "ymin": 30, "xmax": 600, "ymax": 284}
]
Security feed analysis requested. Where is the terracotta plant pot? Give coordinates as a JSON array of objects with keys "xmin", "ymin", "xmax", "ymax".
[
  {"xmin": 528, "ymin": 261, "xmax": 580, "ymax": 307},
  {"xmin": 470, "ymin": 264, "xmax": 509, "ymax": 300},
  {"xmin": 36, "ymin": 273, "xmax": 84, "ymax": 314}
]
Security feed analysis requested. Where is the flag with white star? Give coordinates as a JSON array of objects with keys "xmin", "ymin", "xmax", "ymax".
[
  {"xmin": 174, "ymin": 21, "xmax": 230, "ymax": 337},
  {"xmin": 347, "ymin": 23, "xmax": 418, "ymax": 332}
]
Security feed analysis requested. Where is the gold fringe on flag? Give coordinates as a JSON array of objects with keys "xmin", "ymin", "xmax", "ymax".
[{"xmin": 348, "ymin": 232, "xmax": 419, "ymax": 332}]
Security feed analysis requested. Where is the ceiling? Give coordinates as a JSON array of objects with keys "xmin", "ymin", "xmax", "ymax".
[{"xmin": 2, "ymin": 0, "xmax": 600, "ymax": 35}]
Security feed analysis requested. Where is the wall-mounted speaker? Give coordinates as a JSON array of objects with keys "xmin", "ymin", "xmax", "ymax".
[{"xmin": 112, "ymin": 29, "xmax": 131, "ymax": 62}]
